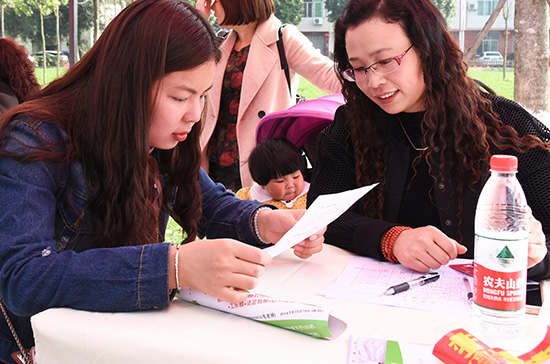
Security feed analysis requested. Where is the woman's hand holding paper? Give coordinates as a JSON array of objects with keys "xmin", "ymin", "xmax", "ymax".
[
  {"xmin": 257, "ymin": 209, "xmax": 325, "ymax": 259},
  {"xmin": 177, "ymin": 239, "xmax": 272, "ymax": 303}
]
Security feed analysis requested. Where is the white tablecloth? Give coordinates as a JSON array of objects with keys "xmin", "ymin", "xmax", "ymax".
[{"xmin": 31, "ymin": 244, "xmax": 550, "ymax": 363}]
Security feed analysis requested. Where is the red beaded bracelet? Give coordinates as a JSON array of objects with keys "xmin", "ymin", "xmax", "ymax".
[{"xmin": 381, "ymin": 226, "xmax": 411, "ymax": 263}]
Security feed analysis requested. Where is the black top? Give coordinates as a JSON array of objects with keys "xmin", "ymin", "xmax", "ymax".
[
  {"xmin": 394, "ymin": 112, "xmax": 440, "ymax": 229},
  {"xmin": 308, "ymin": 94, "xmax": 550, "ymax": 280}
]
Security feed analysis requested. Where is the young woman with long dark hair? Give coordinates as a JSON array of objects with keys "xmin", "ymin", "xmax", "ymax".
[{"xmin": 0, "ymin": 1, "xmax": 324, "ymax": 361}]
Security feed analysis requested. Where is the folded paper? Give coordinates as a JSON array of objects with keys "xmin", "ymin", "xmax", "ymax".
[{"xmin": 177, "ymin": 288, "xmax": 347, "ymax": 340}]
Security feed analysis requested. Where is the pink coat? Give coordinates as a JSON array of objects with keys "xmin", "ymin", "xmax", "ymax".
[{"xmin": 200, "ymin": 15, "xmax": 341, "ymax": 187}]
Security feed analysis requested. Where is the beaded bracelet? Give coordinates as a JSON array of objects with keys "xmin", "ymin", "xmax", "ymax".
[
  {"xmin": 174, "ymin": 244, "xmax": 181, "ymax": 290},
  {"xmin": 381, "ymin": 226, "xmax": 411, "ymax": 263},
  {"xmin": 252, "ymin": 206, "xmax": 273, "ymax": 245}
]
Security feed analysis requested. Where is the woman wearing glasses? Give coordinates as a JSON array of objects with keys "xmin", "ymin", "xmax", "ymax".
[{"xmin": 308, "ymin": 0, "xmax": 550, "ymax": 280}]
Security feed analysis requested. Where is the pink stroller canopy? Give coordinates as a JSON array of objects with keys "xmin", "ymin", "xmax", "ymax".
[{"xmin": 255, "ymin": 93, "xmax": 345, "ymax": 148}]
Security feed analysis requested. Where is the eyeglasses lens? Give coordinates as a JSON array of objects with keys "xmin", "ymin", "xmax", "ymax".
[
  {"xmin": 342, "ymin": 44, "xmax": 413, "ymax": 83},
  {"xmin": 343, "ymin": 59, "xmax": 401, "ymax": 82}
]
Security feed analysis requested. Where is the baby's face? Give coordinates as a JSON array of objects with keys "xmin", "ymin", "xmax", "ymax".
[{"xmin": 263, "ymin": 170, "xmax": 305, "ymax": 202}]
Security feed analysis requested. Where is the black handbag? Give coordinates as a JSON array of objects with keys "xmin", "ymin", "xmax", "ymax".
[{"xmin": 276, "ymin": 25, "xmax": 307, "ymax": 104}]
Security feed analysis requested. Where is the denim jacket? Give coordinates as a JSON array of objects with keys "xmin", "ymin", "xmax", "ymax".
[{"xmin": 0, "ymin": 116, "xmax": 269, "ymax": 362}]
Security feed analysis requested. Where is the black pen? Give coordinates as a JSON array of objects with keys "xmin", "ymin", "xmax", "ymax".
[
  {"xmin": 463, "ymin": 277, "xmax": 473, "ymax": 303},
  {"xmin": 383, "ymin": 272, "xmax": 440, "ymax": 295}
]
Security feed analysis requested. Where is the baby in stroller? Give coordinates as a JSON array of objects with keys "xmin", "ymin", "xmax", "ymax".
[{"xmin": 236, "ymin": 138, "xmax": 309, "ymax": 209}]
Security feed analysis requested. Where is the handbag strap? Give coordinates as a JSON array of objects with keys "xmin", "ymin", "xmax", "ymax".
[
  {"xmin": 276, "ymin": 24, "xmax": 292, "ymax": 96},
  {"xmin": 0, "ymin": 298, "xmax": 32, "ymax": 364}
]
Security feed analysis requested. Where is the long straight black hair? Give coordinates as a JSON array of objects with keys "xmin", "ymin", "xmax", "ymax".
[{"xmin": 0, "ymin": 0, "xmax": 221, "ymax": 247}]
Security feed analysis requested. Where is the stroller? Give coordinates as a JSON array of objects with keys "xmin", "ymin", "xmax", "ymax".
[{"xmin": 255, "ymin": 93, "xmax": 345, "ymax": 181}]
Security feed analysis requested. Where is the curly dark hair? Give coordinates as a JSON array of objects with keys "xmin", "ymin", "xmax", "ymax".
[
  {"xmin": 0, "ymin": 0, "xmax": 221, "ymax": 247},
  {"xmin": 0, "ymin": 38, "xmax": 40, "ymax": 102},
  {"xmin": 333, "ymin": 0, "xmax": 548, "ymax": 226}
]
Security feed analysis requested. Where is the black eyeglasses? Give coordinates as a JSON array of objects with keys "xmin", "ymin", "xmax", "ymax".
[{"xmin": 341, "ymin": 44, "xmax": 414, "ymax": 82}]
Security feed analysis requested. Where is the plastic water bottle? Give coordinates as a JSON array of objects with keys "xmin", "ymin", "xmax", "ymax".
[{"xmin": 473, "ymin": 154, "xmax": 528, "ymax": 337}]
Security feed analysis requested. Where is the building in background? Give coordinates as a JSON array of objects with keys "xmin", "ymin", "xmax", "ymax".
[
  {"xmin": 297, "ymin": 0, "xmax": 520, "ymax": 60},
  {"xmin": 450, "ymin": 0, "xmax": 515, "ymax": 58},
  {"xmin": 297, "ymin": 0, "xmax": 334, "ymax": 57}
]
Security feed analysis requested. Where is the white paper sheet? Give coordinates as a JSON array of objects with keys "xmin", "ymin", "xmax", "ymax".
[
  {"xmin": 265, "ymin": 183, "xmax": 379, "ymax": 258},
  {"xmin": 320, "ymin": 257, "xmax": 474, "ymax": 317}
]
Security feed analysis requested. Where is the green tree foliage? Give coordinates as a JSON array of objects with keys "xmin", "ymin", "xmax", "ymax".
[
  {"xmin": 15, "ymin": 0, "xmax": 57, "ymax": 84},
  {"xmin": 1, "ymin": 0, "xmax": 16, "ymax": 37},
  {"xmin": 324, "ymin": 0, "xmax": 347, "ymax": 23},
  {"xmin": 431, "ymin": 0, "xmax": 455, "ymax": 25},
  {"xmin": 3, "ymin": 1, "xmax": 93, "ymax": 50},
  {"xmin": 274, "ymin": 0, "xmax": 303, "ymax": 25}
]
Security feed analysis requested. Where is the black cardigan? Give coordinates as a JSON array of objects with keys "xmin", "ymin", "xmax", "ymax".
[{"xmin": 308, "ymin": 94, "xmax": 550, "ymax": 280}]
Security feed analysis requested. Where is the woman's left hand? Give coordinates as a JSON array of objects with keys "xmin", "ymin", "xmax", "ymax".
[
  {"xmin": 256, "ymin": 209, "xmax": 325, "ymax": 259},
  {"xmin": 527, "ymin": 207, "xmax": 547, "ymax": 269}
]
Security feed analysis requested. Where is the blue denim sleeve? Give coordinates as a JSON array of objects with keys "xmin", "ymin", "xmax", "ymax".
[
  {"xmin": 198, "ymin": 168, "xmax": 273, "ymax": 247},
  {"xmin": 0, "ymin": 119, "xmax": 172, "ymax": 316}
]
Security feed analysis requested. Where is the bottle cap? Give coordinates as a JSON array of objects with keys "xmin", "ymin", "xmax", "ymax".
[{"xmin": 490, "ymin": 154, "xmax": 518, "ymax": 172}]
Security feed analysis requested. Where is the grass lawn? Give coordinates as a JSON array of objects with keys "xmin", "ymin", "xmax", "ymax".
[
  {"xmin": 297, "ymin": 77, "xmax": 332, "ymax": 100},
  {"xmin": 166, "ymin": 218, "xmax": 185, "ymax": 244},
  {"xmin": 35, "ymin": 67, "xmax": 68, "ymax": 86},
  {"xmin": 467, "ymin": 66, "xmax": 514, "ymax": 100}
]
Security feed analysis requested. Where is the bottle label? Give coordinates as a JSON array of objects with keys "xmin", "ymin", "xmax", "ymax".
[{"xmin": 474, "ymin": 235, "xmax": 527, "ymax": 311}]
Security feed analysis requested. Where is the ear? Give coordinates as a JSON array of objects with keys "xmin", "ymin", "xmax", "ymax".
[{"xmin": 260, "ymin": 185, "xmax": 266, "ymax": 190}]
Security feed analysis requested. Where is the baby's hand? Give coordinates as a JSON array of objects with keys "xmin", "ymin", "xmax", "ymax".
[{"xmin": 257, "ymin": 209, "xmax": 325, "ymax": 259}]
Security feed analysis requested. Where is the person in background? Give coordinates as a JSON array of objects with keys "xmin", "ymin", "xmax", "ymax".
[
  {"xmin": 308, "ymin": 0, "xmax": 550, "ymax": 280},
  {"xmin": 236, "ymin": 137, "xmax": 309, "ymax": 209},
  {"xmin": 0, "ymin": 38, "xmax": 40, "ymax": 113},
  {"xmin": 0, "ymin": 1, "xmax": 324, "ymax": 362},
  {"xmin": 196, "ymin": 0, "xmax": 341, "ymax": 191}
]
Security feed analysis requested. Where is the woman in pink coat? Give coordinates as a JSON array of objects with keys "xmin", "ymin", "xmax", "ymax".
[{"xmin": 196, "ymin": 0, "xmax": 341, "ymax": 191}]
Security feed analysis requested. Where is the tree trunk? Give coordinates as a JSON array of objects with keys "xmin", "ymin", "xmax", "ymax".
[
  {"xmin": 56, "ymin": 6, "xmax": 61, "ymax": 77},
  {"xmin": 1, "ymin": 5, "xmax": 4, "ymax": 38},
  {"xmin": 41, "ymin": 11, "xmax": 46, "ymax": 85},
  {"xmin": 502, "ymin": 1, "xmax": 511, "ymax": 81},
  {"xmin": 514, "ymin": 0, "xmax": 550, "ymax": 114},
  {"xmin": 93, "ymin": 0, "xmax": 99, "ymax": 42}
]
